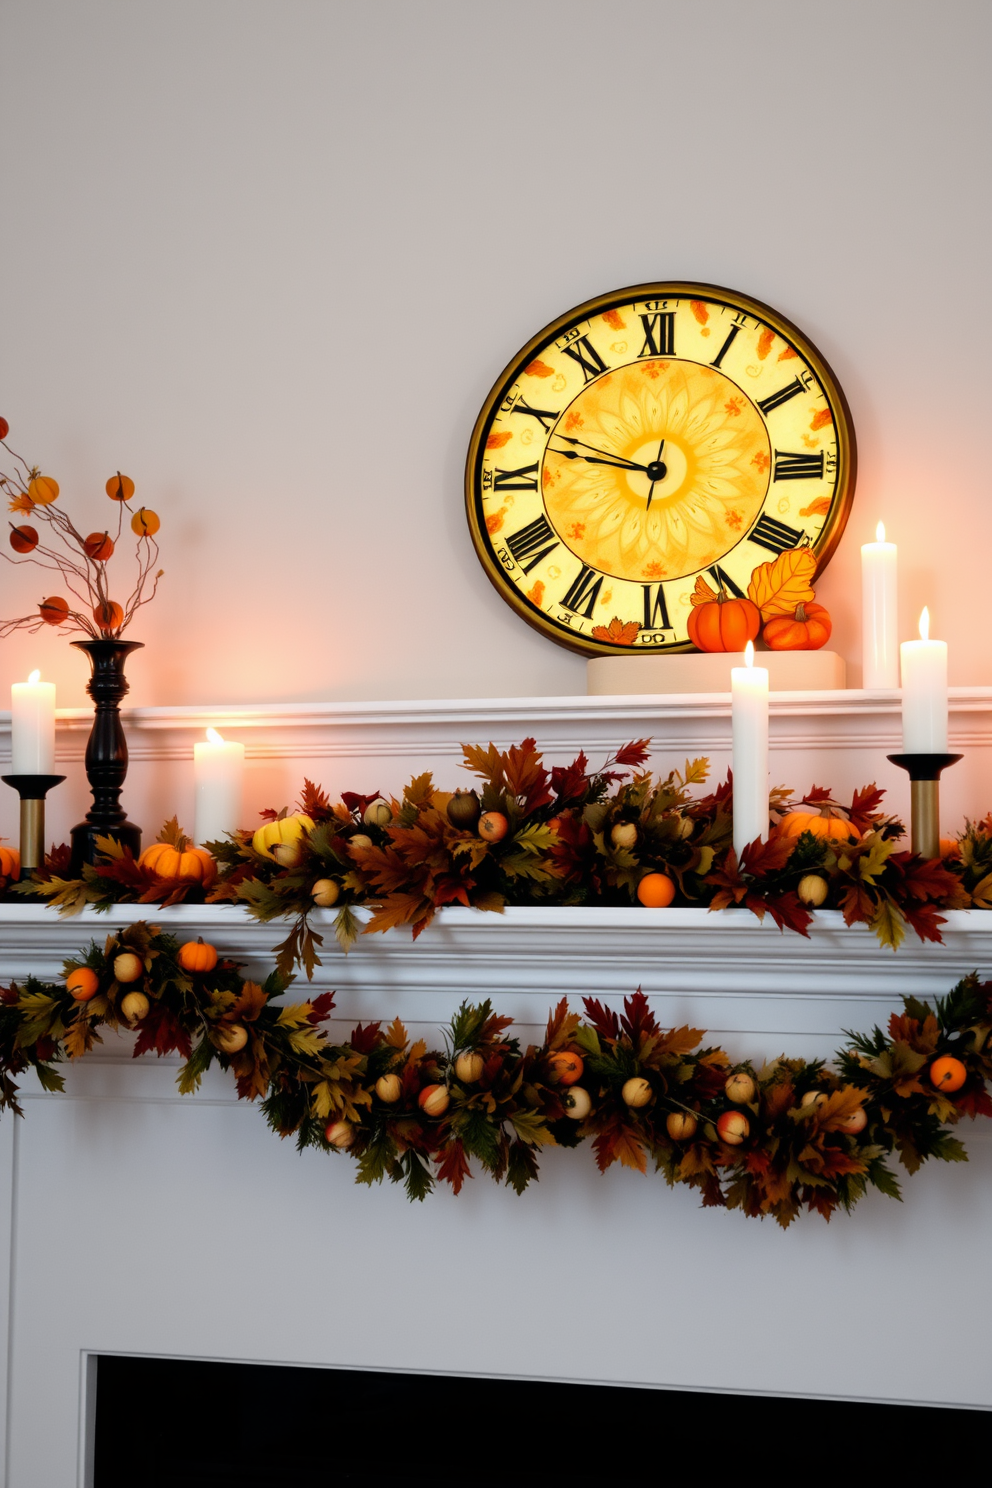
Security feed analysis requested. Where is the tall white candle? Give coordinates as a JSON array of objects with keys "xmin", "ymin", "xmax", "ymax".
[
  {"xmin": 900, "ymin": 608, "xmax": 948, "ymax": 753},
  {"xmin": 861, "ymin": 520, "xmax": 899, "ymax": 689},
  {"xmin": 10, "ymin": 671, "xmax": 56, "ymax": 775},
  {"xmin": 193, "ymin": 728, "xmax": 245, "ymax": 847},
  {"xmin": 731, "ymin": 641, "xmax": 769, "ymax": 858}
]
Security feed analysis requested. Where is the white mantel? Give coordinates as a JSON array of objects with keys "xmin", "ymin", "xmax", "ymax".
[{"xmin": 3, "ymin": 697, "xmax": 992, "ymax": 1483}]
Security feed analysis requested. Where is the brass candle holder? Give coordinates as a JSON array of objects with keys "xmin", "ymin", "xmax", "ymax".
[
  {"xmin": 886, "ymin": 753, "xmax": 962, "ymax": 859},
  {"xmin": 1, "ymin": 774, "xmax": 66, "ymax": 879}
]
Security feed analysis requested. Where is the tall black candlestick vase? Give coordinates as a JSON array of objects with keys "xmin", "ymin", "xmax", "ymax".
[{"xmin": 69, "ymin": 638, "xmax": 144, "ymax": 872}]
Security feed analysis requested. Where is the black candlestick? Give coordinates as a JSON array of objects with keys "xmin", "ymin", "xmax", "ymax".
[
  {"xmin": 887, "ymin": 752, "xmax": 963, "ymax": 859},
  {"xmin": 69, "ymin": 638, "xmax": 144, "ymax": 872},
  {"xmin": 1, "ymin": 773, "xmax": 66, "ymax": 878}
]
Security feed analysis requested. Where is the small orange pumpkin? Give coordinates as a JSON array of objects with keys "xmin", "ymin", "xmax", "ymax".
[
  {"xmin": 776, "ymin": 809, "xmax": 861, "ymax": 846},
  {"xmin": 93, "ymin": 599, "xmax": 124, "ymax": 631},
  {"xmin": 9, "ymin": 525, "xmax": 38, "ymax": 553},
  {"xmin": 66, "ymin": 966, "xmax": 100, "ymax": 1001},
  {"xmin": 131, "ymin": 507, "xmax": 160, "ymax": 537},
  {"xmin": 251, "ymin": 813, "xmax": 315, "ymax": 861},
  {"xmin": 83, "ymin": 531, "xmax": 114, "ymax": 561},
  {"xmin": 687, "ymin": 592, "xmax": 761, "ymax": 653},
  {"xmin": 39, "ymin": 596, "xmax": 69, "ymax": 625},
  {"xmin": 139, "ymin": 839, "xmax": 218, "ymax": 885},
  {"xmin": 178, "ymin": 939, "xmax": 219, "ymax": 974},
  {"xmin": 106, "ymin": 473, "xmax": 135, "ymax": 502},
  {"xmin": 28, "ymin": 475, "xmax": 59, "ymax": 505},
  {"xmin": 547, "ymin": 1050, "xmax": 584, "ymax": 1086},
  {"xmin": 0, "ymin": 845, "xmax": 19, "ymax": 878},
  {"xmin": 763, "ymin": 601, "xmax": 832, "ymax": 651}
]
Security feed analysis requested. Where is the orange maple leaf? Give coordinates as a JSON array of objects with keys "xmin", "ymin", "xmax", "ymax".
[
  {"xmin": 8, "ymin": 493, "xmax": 33, "ymax": 514},
  {"xmin": 799, "ymin": 496, "xmax": 831, "ymax": 518},
  {"xmin": 485, "ymin": 432, "xmax": 512, "ymax": 450},
  {"xmin": 747, "ymin": 546, "xmax": 816, "ymax": 620},
  {"xmin": 777, "ymin": 345, "xmax": 797, "ymax": 361},
  {"xmin": 602, "ymin": 309, "xmax": 625, "ymax": 330},
  {"xmin": 524, "ymin": 359, "xmax": 554, "ymax": 378},
  {"xmin": 591, "ymin": 616, "xmax": 640, "ymax": 645},
  {"xmin": 690, "ymin": 300, "xmax": 709, "ymax": 325},
  {"xmin": 757, "ymin": 329, "xmax": 774, "ymax": 359},
  {"xmin": 810, "ymin": 409, "xmax": 832, "ymax": 431},
  {"xmin": 485, "ymin": 505, "xmax": 507, "ymax": 535},
  {"xmin": 690, "ymin": 574, "xmax": 719, "ymax": 608},
  {"xmin": 526, "ymin": 580, "xmax": 544, "ymax": 606}
]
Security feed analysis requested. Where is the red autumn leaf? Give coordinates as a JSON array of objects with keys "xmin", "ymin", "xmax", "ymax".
[
  {"xmin": 348, "ymin": 1021, "xmax": 382, "ymax": 1055},
  {"xmin": 956, "ymin": 1085, "xmax": 992, "ymax": 1120},
  {"xmin": 132, "ymin": 1000, "xmax": 193, "ymax": 1060},
  {"xmin": 619, "ymin": 988, "xmax": 661, "ymax": 1044},
  {"xmin": 581, "ymin": 997, "xmax": 621, "ymax": 1042},
  {"xmin": 741, "ymin": 834, "xmax": 794, "ymax": 878},
  {"xmin": 307, "ymin": 991, "xmax": 336, "ymax": 1025},
  {"xmin": 592, "ymin": 1118, "xmax": 647, "ymax": 1174},
  {"xmin": 550, "ymin": 752, "xmax": 590, "ymax": 802},
  {"xmin": 341, "ymin": 790, "xmax": 383, "ymax": 819},
  {"xmin": 760, "ymin": 891, "xmax": 813, "ymax": 937},
  {"xmin": 895, "ymin": 854, "xmax": 961, "ymax": 903},
  {"xmin": 614, "ymin": 739, "xmax": 652, "ymax": 769},
  {"xmin": 432, "ymin": 876, "xmax": 473, "ymax": 908},
  {"xmin": 436, "ymin": 1139, "xmax": 473, "ymax": 1194},
  {"xmin": 299, "ymin": 778, "xmax": 334, "ymax": 822},
  {"xmin": 591, "ymin": 616, "xmax": 641, "ymax": 645},
  {"xmin": 899, "ymin": 901, "xmax": 947, "ymax": 945},
  {"xmin": 848, "ymin": 783, "xmax": 886, "ymax": 833}
]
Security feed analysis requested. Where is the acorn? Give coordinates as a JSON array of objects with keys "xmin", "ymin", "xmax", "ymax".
[
  {"xmin": 349, "ymin": 834, "xmax": 373, "ymax": 852},
  {"xmin": 215, "ymin": 1023, "xmax": 248, "ymax": 1054},
  {"xmin": 112, "ymin": 951, "xmax": 144, "ymax": 984},
  {"xmin": 447, "ymin": 790, "xmax": 481, "ymax": 830},
  {"xmin": 622, "ymin": 1076, "xmax": 653, "ymax": 1108},
  {"xmin": 119, "ymin": 991, "xmax": 149, "ymax": 1025},
  {"xmin": 666, "ymin": 1111, "xmax": 697, "ymax": 1141},
  {"xmin": 724, "ymin": 1071, "xmax": 756, "ymax": 1104},
  {"xmin": 454, "ymin": 1050, "xmax": 485, "ymax": 1083},
  {"xmin": 800, "ymin": 1089, "xmax": 828, "ymax": 1111},
  {"xmin": 375, "ymin": 1072, "xmax": 403, "ymax": 1103},
  {"xmin": 563, "ymin": 1086, "xmax": 592, "ymax": 1120},
  {"xmin": 798, "ymin": 874, "xmax": 829, "ymax": 908},
  {"xmin": 271, "ymin": 839, "xmax": 304, "ymax": 869},
  {"xmin": 363, "ymin": 798, "xmax": 392, "ymax": 828},
  {"xmin": 610, "ymin": 820, "xmax": 638, "ymax": 850},
  {"xmin": 311, "ymin": 878, "xmax": 340, "ymax": 908}
]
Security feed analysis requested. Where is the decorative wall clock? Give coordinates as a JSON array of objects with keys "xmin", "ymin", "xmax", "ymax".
[{"xmin": 465, "ymin": 283, "xmax": 856, "ymax": 655}]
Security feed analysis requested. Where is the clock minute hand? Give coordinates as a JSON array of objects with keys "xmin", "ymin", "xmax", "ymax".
[{"xmin": 549, "ymin": 437, "xmax": 650, "ymax": 474}]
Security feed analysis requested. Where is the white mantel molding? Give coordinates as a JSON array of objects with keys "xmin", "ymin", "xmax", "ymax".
[
  {"xmin": 4, "ymin": 903, "xmax": 992, "ymax": 1052},
  {"xmin": 2, "ymin": 686, "xmax": 992, "ymax": 762}
]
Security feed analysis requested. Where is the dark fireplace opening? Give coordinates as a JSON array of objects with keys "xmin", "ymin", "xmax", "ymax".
[{"xmin": 92, "ymin": 1354, "xmax": 983, "ymax": 1487}]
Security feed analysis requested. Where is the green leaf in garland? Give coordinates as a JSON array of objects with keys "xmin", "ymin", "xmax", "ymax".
[{"xmin": 177, "ymin": 1037, "xmax": 214, "ymax": 1095}]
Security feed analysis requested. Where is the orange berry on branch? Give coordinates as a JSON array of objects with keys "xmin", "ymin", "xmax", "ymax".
[
  {"xmin": 66, "ymin": 966, "xmax": 100, "ymax": 1001},
  {"xmin": 0, "ymin": 417, "xmax": 8, "ymax": 440},
  {"xmin": 9, "ymin": 525, "xmax": 38, "ymax": 553},
  {"xmin": 106, "ymin": 473, "xmax": 135, "ymax": 502},
  {"xmin": 130, "ymin": 507, "xmax": 160, "ymax": 537},
  {"xmin": 478, "ymin": 811, "xmax": 509, "ymax": 842},
  {"xmin": 39, "ymin": 596, "xmax": 69, "ymax": 625},
  {"xmin": 716, "ymin": 1110, "xmax": 750, "ymax": 1145},
  {"xmin": 93, "ymin": 600, "xmax": 124, "ymax": 631},
  {"xmin": 28, "ymin": 475, "xmax": 59, "ymax": 505},
  {"xmin": 83, "ymin": 531, "xmax": 114, "ymax": 561},
  {"xmin": 930, "ymin": 1056, "xmax": 967, "ymax": 1093},
  {"xmin": 636, "ymin": 872, "xmax": 676, "ymax": 908},
  {"xmin": 546, "ymin": 1050, "xmax": 584, "ymax": 1086}
]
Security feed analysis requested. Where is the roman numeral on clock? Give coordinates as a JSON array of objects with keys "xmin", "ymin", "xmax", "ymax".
[
  {"xmin": 561, "ymin": 564, "xmax": 604, "ymax": 619},
  {"xmin": 511, "ymin": 398, "xmax": 559, "ymax": 431},
  {"xmin": 748, "ymin": 514, "xmax": 806, "ymax": 554},
  {"xmin": 710, "ymin": 324, "xmax": 740, "ymax": 369},
  {"xmin": 638, "ymin": 312, "xmax": 675, "ymax": 358},
  {"xmin": 561, "ymin": 335, "xmax": 608, "ymax": 383},
  {"xmin": 773, "ymin": 449, "xmax": 825, "ymax": 481},
  {"xmin": 707, "ymin": 564, "xmax": 745, "ymax": 599},
  {"xmin": 505, "ymin": 513, "xmax": 559, "ymax": 574},
  {"xmin": 757, "ymin": 378, "xmax": 807, "ymax": 416},
  {"xmin": 642, "ymin": 583, "xmax": 672, "ymax": 631},
  {"xmin": 493, "ymin": 462, "xmax": 539, "ymax": 491}
]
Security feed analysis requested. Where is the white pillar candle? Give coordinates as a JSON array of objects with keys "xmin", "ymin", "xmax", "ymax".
[
  {"xmin": 731, "ymin": 641, "xmax": 769, "ymax": 858},
  {"xmin": 193, "ymin": 728, "xmax": 245, "ymax": 847},
  {"xmin": 10, "ymin": 671, "xmax": 56, "ymax": 775},
  {"xmin": 861, "ymin": 520, "xmax": 899, "ymax": 689},
  {"xmin": 900, "ymin": 608, "xmax": 948, "ymax": 753}
]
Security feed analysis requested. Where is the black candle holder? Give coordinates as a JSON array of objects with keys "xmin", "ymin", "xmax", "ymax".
[
  {"xmin": 1, "ymin": 773, "xmax": 66, "ymax": 879},
  {"xmin": 69, "ymin": 637, "xmax": 144, "ymax": 873},
  {"xmin": 886, "ymin": 753, "xmax": 963, "ymax": 859}
]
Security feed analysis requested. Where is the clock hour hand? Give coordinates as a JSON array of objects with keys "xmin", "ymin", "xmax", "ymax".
[
  {"xmin": 646, "ymin": 439, "xmax": 666, "ymax": 512},
  {"xmin": 549, "ymin": 436, "xmax": 650, "ymax": 474}
]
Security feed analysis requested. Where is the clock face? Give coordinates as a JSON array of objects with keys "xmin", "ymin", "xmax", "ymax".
[{"xmin": 465, "ymin": 283, "xmax": 856, "ymax": 655}]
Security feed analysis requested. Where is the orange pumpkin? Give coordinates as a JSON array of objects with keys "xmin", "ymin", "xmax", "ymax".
[
  {"xmin": 547, "ymin": 1050, "xmax": 584, "ymax": 1086},
  {"xmin": 66, "ymin": 966, "xmax": 100, "ymax": 1001},
  {"xmin": 763, "ymin": 601, "xmax": 832, "ymax": 651},
  {"xmin": 28, "ymin": 475, "xmax": 59, "ymax": 505},
  {"xmin": 687, "ymin": 592, "xmax": 761, "ymax": 653},
  {"xmin": 131, "ymin": 507, "xmax": 160, "ymax": 537},
  {"xmin": 83, "ymin": 531, "xmax": 114, "ymax": 561},
  {"xmin": 139, "ymin": 840, "xmax": 218, "ymax": 885},
  {"xmin": 9, "ymin": 525, "xmax": 38, "ymax": 553},
  {"xmin": 0, "ymin": 846, "xmax": 19, "ymax": 878},
  {"xmin": 637, "ymin": 872, "xmax": 676, "ymax": 907},
  {"xmin": 178, "ymin": 939, "xmax": 219, "ymax": 974},
  {"xmin": 93, "ymin": 599, "xmax": 124, "ymax": 631},
  {"xmin": 106, "ymin": 473, "xmax": 135, "ymax": 502},
  {"xmin": 39, "ymin": 596, "xmax": 69, "ymax": 625},
  {"xmin": 777, "ymin": 809, "xmax": 861, "ymax": 846}
]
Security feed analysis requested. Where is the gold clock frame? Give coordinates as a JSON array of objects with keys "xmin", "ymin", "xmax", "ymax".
[{"xmin": 464, "ymin": 281, "xmax": 857, "ymax": 657}]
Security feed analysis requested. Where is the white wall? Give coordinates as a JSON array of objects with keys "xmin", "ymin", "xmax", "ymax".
[{"xmin": 2, "ymin": 0, "xmax": 990, "ymax": 713}]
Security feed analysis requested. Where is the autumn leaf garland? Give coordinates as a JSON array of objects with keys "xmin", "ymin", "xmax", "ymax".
[{"xmin": 1, "ymin": 920, "xmax": 990, "ymax": 1225}]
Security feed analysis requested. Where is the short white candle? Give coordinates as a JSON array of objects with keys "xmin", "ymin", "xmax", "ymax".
[
  {"xmin": 900, "ymin": 608, "xmax": 948, "ymax": 753},
  {"xmin": 731, "ymin": 641, "xmax": 769, "ymax": 858},
  {"xmin": 193, "ymin": 728, "xmax": 245, "ymax": 847},
  {"xmin": 10, "ymin": 671, "xmax": 56, "ymax": 775},
  {"xmin": 861, "ymin": 520, "xmax": 899, "ymax": 689}
]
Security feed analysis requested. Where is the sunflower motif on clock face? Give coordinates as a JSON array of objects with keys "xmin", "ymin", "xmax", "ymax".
[{"xmin": 465, "ymin": 283, "xmax": 856, "ymax": 655}]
